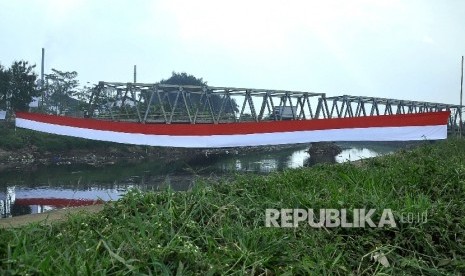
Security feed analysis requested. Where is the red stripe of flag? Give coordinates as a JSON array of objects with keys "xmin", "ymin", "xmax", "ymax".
[
  {"xmin": 15, "ymin": 198, "xmax": 103, "ymax": 207},
  {"xmin": 16, "ymin": 111, "xmax": 450, "ymax": 136}
]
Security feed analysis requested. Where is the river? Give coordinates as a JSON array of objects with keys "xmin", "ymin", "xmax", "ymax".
[{"xmin": 0, "ymin": 142, "xmax": 410, "ymax": 217}]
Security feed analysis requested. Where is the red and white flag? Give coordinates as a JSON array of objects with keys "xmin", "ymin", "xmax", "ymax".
[{"xmin": 15, "ymin": 111, "xmax": 449, "ymax": 148}]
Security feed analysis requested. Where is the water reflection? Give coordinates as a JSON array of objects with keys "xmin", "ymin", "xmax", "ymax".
[
  {"xmin": 0, "ymin": 186, "xmax": 15, "ymax": 218},
  {"xmin": 0, "ymin": 142, "xmax": 410, "ymax": 218},
  {"xmin": 336, "ymin": 148, "xmax": 380, "ymax": 163}
]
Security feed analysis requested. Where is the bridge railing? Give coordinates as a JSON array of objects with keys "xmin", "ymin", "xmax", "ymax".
[
  {"xmin": 325, "ymin": 95, "xmax": 463, "ymax": 132},
  {"xmin": 88, "ymin": 82, "xmax": 464, "ymax": 134},
  {"xmin": 88, "ymin": 82, "xmax": 327, "ymax": 124}
]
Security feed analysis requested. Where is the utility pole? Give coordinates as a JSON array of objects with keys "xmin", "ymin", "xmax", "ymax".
[
  {"xmin": 41, "ymin": 48, "xmax": 45, "ymax": 86},
  {"xmin": 134, "ymin": 65, "xmax": 137, "ymax": 83},
  {"xmin": 461, "ymin": 56, "xmax": 464, "ymax": 137},
  {"xmin": 40, "ymin": 48, "xmax": 45, "ymax": 109}
]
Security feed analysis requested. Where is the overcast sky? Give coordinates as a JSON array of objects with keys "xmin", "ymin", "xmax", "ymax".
[{"xmin": 1, "ymin": 0, "xmax": 464, "ymax": 104}]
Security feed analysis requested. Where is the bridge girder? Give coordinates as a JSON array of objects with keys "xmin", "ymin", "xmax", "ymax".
[{"xmin": 88, "ymin": 82, "xmax": 464, "ymax": 134}]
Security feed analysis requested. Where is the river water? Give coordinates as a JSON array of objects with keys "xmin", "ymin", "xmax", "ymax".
[{"xmin": 0, "ymin": 142, "xmax": 406, "ymax": 217}]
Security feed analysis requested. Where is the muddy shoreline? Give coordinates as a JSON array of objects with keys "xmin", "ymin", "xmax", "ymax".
[
  {"xmin": 0, "ymin": 140, "xmax": 419, "ymax": 172},
  {"xmin": 0, "ymin": 143, "xmax": 309, "ymax": 173}
]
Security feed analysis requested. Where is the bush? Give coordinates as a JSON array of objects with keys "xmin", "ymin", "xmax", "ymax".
[{"xmin": 0, "ymin": 124, "xmax": 25, "ymax": 150}]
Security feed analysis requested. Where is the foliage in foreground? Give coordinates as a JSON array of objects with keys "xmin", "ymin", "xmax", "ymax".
[{"xmin": 1, "ymin": 140, "xmax": 465, "ymax": 274}]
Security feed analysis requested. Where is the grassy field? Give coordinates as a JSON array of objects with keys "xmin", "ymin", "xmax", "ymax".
[{"xmin": 1, "ymin": 139, "xmax": 465, "ymax": 274}]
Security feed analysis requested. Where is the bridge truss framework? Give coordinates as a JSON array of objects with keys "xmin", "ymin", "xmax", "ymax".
[{"xmin": 88, "ymin": 81, "xmax": 464, "ymax": 134}]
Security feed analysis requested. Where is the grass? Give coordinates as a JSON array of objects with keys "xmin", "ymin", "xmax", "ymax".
[
  {"xmin": 1, "ymin": 139, "xmax": 465, "ymax": 274},
  {"xmin": 0, "ymin": 123, "xmax": 119, "ymax": 152}
]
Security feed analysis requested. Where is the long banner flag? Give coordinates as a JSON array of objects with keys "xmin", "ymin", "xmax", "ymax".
[{"xmin": 15, "ymin": 111, "xmax": 450, "ymax": 148}]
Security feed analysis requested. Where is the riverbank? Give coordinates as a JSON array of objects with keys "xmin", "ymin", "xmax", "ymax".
[
  {"xmin": 0, "ymin": 204, "xmax": 104, "ymax": 229},
  {"xmin": 1, "ymin": 139, "xmax": 464, "ymax": 274},
  {"xmin": 0, "ymin": 123, "xmax": 302, "ymax": 172}
]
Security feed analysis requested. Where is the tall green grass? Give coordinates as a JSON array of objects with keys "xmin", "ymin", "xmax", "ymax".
[{"xmin": 1, "ymin": 139, "xmax": 465, "ymax": 274}]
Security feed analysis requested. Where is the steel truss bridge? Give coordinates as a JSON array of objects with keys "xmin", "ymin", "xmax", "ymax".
[{"xmin": 88, "ymin": 81, "xmax": 464, "ymax": 134}]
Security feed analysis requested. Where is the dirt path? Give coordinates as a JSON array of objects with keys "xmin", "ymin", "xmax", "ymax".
[{"xmin": 0, "ymin": 204, "xmax": 105, "ymax": 228}]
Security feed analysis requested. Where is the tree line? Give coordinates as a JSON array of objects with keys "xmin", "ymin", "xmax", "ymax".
[
  {"xmin": 0, "ymin": 60, "xmax": 238, "ymax": 118},
  {"xmin": 0, "ymin": 61, "xmax": 39, "ymax": 113},
  {"xmin": 0, "ymin": 60, "xmax": 82, "ymax": 117}
]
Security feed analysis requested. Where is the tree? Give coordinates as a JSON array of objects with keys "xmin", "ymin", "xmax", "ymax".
[
  {"xmin": 9, "ymin": 61, "xmax": 40, "ymax": 112},
  {"xmin": 74, "ymin": 84, "xmax": 94, "ymax": 111},
  {"xmin": 0, "ymin": 64, "xmax": 10, "ymax": 110},
  {"xmin": 0, "ymin": 61, "xmax": 39, "ymax": 114},
  {"xmin": 160, "ymin": 72, "xmax": 207, "ymax": 86},
  {"xmin": 44, "ymin": 69, "xmax": 79, "ymax": 114},
  {"xmin": 157, "ymin": 72, "xmax": 238, "ymax": 113}
]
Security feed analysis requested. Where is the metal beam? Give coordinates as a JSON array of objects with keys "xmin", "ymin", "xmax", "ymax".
[{"xmin": 89, "ymin": 82, "xmax": 464, "ymax": 135}]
